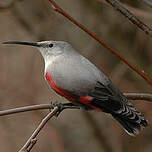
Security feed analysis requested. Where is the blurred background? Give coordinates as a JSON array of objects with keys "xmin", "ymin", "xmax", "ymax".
[{"xmin": 0, "ymin": 0, "xmax": 152, "ymax": 151}]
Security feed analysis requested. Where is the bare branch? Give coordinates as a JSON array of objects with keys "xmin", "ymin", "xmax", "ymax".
[
  {"xmin": 103, "ymin": 0, "xmax": 152, "ymax": 36},
  {"xmin": 27, "ymin": 138, "xmax": 37, "ymax": 152},
  {"xmin": 125, "ymin": 93, "xmax": 152, "ymax": 101},
  {"xmin": 0, "ymin": 93, "xmax": 151, "ymax": 118},
  {"xmin": 0, "ymin": 104, "xmax": 52, "ymax": 116},
  {"xmin": 0, "ymin": 92, "xmax": 149, "ymax": 151},
  {"xmin": 98, "ymin": 0, "xmax": 152, "ymax": 19},
  {"xmin": 48, "ymin": 0, "xmax": 152, "ymax": 86},
  {"xmin": 142, "ymin": 0, "xmax": 152, "ymax": 7},
  {"xmin": 0, "ymin": 91, "xmax": 150, "ymax": 118},
  {"xmin": 18, "ymin": 106, "xmax": 59, "ymax": 152}
]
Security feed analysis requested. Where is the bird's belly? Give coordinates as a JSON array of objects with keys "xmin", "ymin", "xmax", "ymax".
[
  {"xmin": 45, "ymin": 72, "xmax": 102, "ymax": 111},
  {"xmin": 45, "ymin": 72, "xmax": 75, "ymax": 101}
]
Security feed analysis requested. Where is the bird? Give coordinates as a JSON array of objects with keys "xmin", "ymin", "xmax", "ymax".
[{"xmin": 3, "ymin": 40, "xmax": 148, "ymax": 136}]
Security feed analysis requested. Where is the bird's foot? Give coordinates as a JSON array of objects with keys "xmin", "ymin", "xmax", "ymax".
[
  {"xmin": 50, "ymin": 101, "xmax": 80, "ymax": 117},
  {"xmin": 50, "ymin": 101, "xmax": 64, "ymax": 117}
]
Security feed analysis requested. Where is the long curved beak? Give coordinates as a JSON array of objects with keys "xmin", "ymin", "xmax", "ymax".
[{"xmin": 2, "ymin": 41, "xmax": 40, "ymax": 47}]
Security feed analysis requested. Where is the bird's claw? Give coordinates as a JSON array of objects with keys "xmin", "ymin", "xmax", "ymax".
[
  {"xmin": 50, "ymin": 101, "xmax": 65, "ymax": 117},
  {"xmin": 50, "ymin": 101, "xmax": 80, "ymax": 117}
]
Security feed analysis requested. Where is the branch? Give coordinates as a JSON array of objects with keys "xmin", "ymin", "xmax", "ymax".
[
  {"xmin": 142, "ymin": 0, "xmax": 152, "ymax": 7},
  {"xmin": 18, "ymin": 106, "xmax": 59, "ymax": 152},
  {"xmin": 0, "ymin": 93, "xmax": 151, "ymax": 117},
  {"xmin": 0, "ymin": 104, "xmax": 52, "ymax": 116},
  {"xmin": 103, "ymin": 0, "xmax": 152, "ymax": 36},
  {"xmin": 125, "ymin": 93, "xmax": 152, "ymax": 101},
  {"xmin": 48, "ymin": 0, "xmax": 152, "ymax": 86},
  {"xmin": 0, "ymin": 92, "xmax": 149, "ymax": 151},
  {"xmin": 97, "ymin": 0, "xmax": 152, "ymax": 19}
]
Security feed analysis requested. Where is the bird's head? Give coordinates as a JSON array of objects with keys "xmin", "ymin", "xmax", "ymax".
[{"xmin": 2, "ymin": 40, "xmax": 72, "ymax": 59}]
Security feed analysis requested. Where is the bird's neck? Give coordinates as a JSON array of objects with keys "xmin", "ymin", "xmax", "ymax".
[{"xmin": 44, "ymin": 55, "xmax": 57, "ymax": 74}]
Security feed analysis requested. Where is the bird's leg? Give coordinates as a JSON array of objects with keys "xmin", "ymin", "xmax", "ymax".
[{"xmin": 50, "ymin": 101, "xmax": 80, "ymax": 117}]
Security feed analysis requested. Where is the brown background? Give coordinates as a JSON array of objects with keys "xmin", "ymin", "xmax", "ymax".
[{"xmin": 0, "ymin": 0, "xmax": 152, "ymax": 151}]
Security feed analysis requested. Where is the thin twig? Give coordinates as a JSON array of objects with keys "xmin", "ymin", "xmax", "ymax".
[
  {"xmin": 125, "ymin": 93, "xmax": 152, "ymax": 101},
  {"xmin": 142, "ymin": 0, "xmax": 152, "ymax": 7},
  {"xmin": 0, "ymin": 92, "xmax": 149, "ymax": 151},
  {"xmin": 104, "ymin": 0, "xmax": 152, "ymax": 36},
  {"xmin": 48, "ymin": 0, "xmax": 152, "ymax": 86},
  {"xmin": 0, "ymin": 104, "xmax": 52, "ymax": 116},
  {"xmin": 26, "ymin": 138, "xmax": 37, "ymax": 152},
  {"xmin": 98, "ymin": 0, "xmax": 152, "ymax": 19},
  {"xmin": 18, "ymin": 106, "xmax": 59, "ymax": 152}
]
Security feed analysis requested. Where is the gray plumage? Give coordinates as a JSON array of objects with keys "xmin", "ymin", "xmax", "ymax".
[
  {"xmin": 39, "ymin": 41, "xmax": 110, "ymax": 96},
  {"xmin": 3, "ymin": 40, "xmax": 148, "ymax": 136}
]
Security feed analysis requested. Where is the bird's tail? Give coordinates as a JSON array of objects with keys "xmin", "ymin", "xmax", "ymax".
[
  {"xmin": 90, "ymin": 94, "xmax": 148, "ymax": 136},
  {"xmin": 90, "ymin": 82, "xmax": 148, "ymax": 136},
  {"xmin": 111, "ymin": 103, "xmax": 148, "ymax": 136}
]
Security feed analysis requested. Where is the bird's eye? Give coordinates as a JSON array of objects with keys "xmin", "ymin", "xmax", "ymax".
[{"xmin": 49, "ymin": 44, "xmax": 53, "ymax": 47}]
